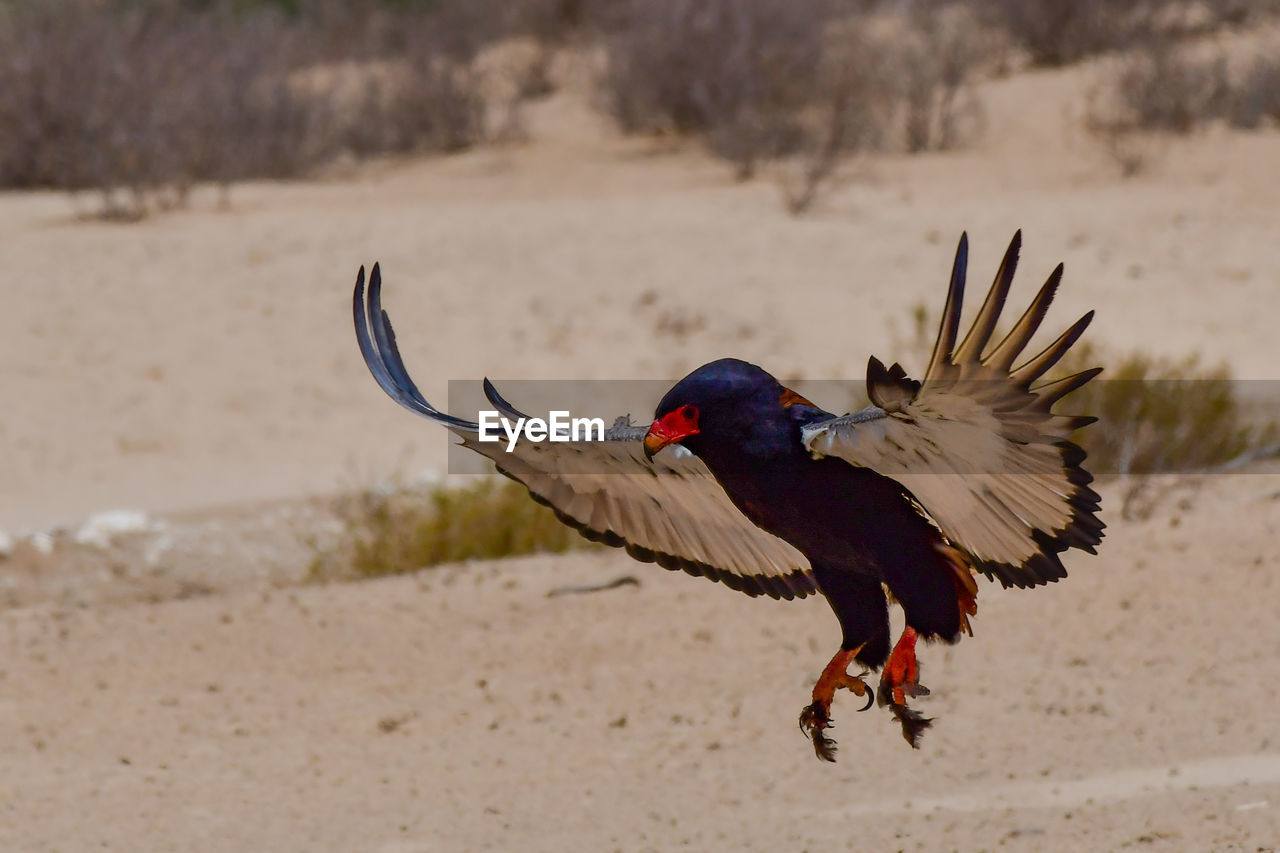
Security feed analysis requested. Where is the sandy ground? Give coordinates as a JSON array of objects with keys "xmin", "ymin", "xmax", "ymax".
[
  {"xmin": 1, "ymin": 46, "xmax": 1279, "ymax": 852},
  {"xmin": 3, "ymin": 474, "xmax": 1279, "ymax": 851}
]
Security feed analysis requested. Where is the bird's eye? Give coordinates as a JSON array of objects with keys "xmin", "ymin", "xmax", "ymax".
[{"xmin": 680, "ymin": 404, "xmax": 698, "ymax": 421}]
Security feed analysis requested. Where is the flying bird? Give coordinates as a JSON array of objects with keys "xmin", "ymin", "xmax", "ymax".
[{"xmin": 352, "ymin": 232, "xmax": 1103, "ymax": 760}]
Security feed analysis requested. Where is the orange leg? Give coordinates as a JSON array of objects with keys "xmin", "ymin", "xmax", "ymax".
[
  {"xmin": 877, "ymin": 626, "xmax": 934, "ymax": 748},
  {"xmin": 798, "ymin": 646, "xmax": 873, "ymax": 762},
  {"xmin": 879, "ymin": 626, "xmax": 928, "ymax": 706}
]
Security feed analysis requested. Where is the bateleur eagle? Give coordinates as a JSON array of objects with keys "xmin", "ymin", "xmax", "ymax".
[{"xmin": 352, "ymin": 231, "xmax": 1104, "ymax": 760}]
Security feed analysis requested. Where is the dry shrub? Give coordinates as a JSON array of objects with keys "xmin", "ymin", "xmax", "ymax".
[
  {"xmin": 324, "ymin": 56, "xmax": 486, "ymax": 158},
  {"xmin": 597, "ymin": 1, "xmax": 984, "ymax": 208},
  {"xmin": 981, "ymin": 0, "xmax": 1157, "ymax": 67},
  {"xmin": 599, "ymin": 0, "xmax": 828, "ymax": 179},
  {"xmin": 310, "ymin": 477, "xmax": 594, "ymax": 580},
  {"xmin": 1081, "ymin": 43, "xmax": 1221, "ymax": 176},
  {"xmin": 0, "ymin": 0, "xmax": 495, "ymax": 216},
  {"xmin": 1085, "ymin": 39, "xmax": 1280, "ymax": 174},
  {"xmin": 0, "ymin": 2, "xmax": 323, "ymax": 214},
  {"xmin": 1229, "ymin": 54, "xmax": 1280, "ymax": 128},
  {"xmin": 983, "ymin": 0, "xmax": 1280, "ymax": 68},
  {"xmin": 1111, "ymin": 43, "xmax": 1229, "ymax": 134},
  {"xmin": 884, "ymin": 5, "xmax": 987, "ymax": 155},
  {"xmin": 780, "ymin": 5, "xmax": 986, "ymax": 212},
  {"xmin": 777, "ymin": 24, "xmax": 892, "ymax": 213},
  {"xmin": 1065, "ymin": 347, "xmax": 1277, "ymax": 475}
]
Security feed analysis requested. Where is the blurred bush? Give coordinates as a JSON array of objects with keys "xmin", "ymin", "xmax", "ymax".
[
  {"xmin": 2, "ymin": 0, "xmax": 1276, "ymax": 215},
  {"xmin": 597, "ymin": 0, "xmax": 986, "ymax": 208},
  {"xmin": 1067, "ymin": 347, "xmax": 1276, "ymax": 475},
  {"xmin": 980, "ymin": 0, "xmax": 1155, "ymax": 67},
  {"xmin": 1085, "ymin": 37, "xmax": 1280, "ymax": 174},
  {"xmin": 0, "ymin": 0, "xmax": 511, "ymax": 215},
  {"xmin": 980, "ymin": 0, "xmax": 1278, "ymax": 67},
  {"xmin": 598, "ymin": 0, "xmax": 826, "ymax": 177}
]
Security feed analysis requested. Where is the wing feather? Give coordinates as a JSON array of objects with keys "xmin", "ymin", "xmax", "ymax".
[
  {"xmin": 353, "ymin": 266, "xmax": 817, "ymax": 600},
  {"xmin": 954, "ymin": 229, "xmax": 1019, "ymax": 363},
  {"xmin": 985, "ymin": 263, "xmax": 1063, "ymax": 370},
  {"xmin": 924, "ymin": 232, "xmax": 968, "ymax": 382},
  {"xmin": 802, "ymin": 234, "xmax": 1104, "ymax": 588},
  {"xmin": 1012, "ymin": 311, "xmax": 1096, "ymax": 385}
]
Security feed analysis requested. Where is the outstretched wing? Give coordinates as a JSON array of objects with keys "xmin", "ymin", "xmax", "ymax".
[
  {"xmin": 354, "ymin": 264, "xmax": 816, "ymax": 600},
  {"xmin": 802, "ymin": 232, "xmax": 1104, "ymax": 589}
]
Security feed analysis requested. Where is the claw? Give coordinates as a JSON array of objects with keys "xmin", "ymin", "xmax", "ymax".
[
  {"xmin": 798, "ymin": 706, "xmax": 838, "ymax": 762},
  {"xmin": 800, "ymin": 648, "xmax": 881, "ymax": 761},
  {"xmin": 798, "ymin": 702, "xmax": 839, "ymax": 762},
  {"xmin": 798, "ymin": 701, "xmax": 827, "ymax": 734}
]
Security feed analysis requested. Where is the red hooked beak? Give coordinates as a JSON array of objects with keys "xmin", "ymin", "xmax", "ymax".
[{"xmin": 643, "ymin": 405, "xmax": 700, "ymax": 461}]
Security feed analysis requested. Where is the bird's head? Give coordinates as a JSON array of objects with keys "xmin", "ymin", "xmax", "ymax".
[{"xmin": 644, "ymin": 358, "xmax": 810, "ymax": 462}]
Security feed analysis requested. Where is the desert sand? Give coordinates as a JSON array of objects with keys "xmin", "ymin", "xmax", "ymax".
[{"xmin": 1, "ymin": 51, "xmax": 1279, "ymax": 852}]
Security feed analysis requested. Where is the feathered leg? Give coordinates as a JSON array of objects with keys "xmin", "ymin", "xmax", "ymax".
[
  {"xmin": 877, "ymin": 547, "xmax": 978, "ymax": 747},
  {"xmin": 803, "ymin": 566, "xmax": 890, "ymax": 761}
]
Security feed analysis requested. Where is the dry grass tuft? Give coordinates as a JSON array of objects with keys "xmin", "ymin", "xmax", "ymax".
[
  {"xmin": 310, "ymin": 477, "xmax": 595, "ymax": 580},
  {"xmin": 1063, "ymin": 347, "xmax": 1276, "ymax": 475}
]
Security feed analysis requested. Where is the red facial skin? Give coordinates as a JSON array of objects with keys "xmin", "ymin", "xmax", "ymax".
[{"xmin": 643, "ymin": 404, "xmax": 700, "ymax": 459}]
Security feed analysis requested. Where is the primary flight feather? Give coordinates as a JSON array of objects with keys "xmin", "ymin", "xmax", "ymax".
[{"xmin": 351, "ymin": 231, "xmax": 1103, "ymax": 759}]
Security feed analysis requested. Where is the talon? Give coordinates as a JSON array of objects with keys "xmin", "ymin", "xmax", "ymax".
[
  {"xmin": 798, "ymin": 702, "xmax": 839, "ymax": 762},
  {"xmin": 801, "ymin": 647, "xmax": 878, "ymax": 761},
  {"xmin": 798, "ymin": 701, "xmax": 828, "ymax": 735},
  {"xmin": 857, "ymin": 688, "xmax": 874, "ymax": 712}
]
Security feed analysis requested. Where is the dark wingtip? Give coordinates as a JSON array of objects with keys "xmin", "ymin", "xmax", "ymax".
[
  {"xmin": 925, "ymin": 233, "xmax": 969, "ymax": 379},
  {"xmin": 368, "ymin": 261, "xmax": 382, "ymax": 302},
  {"xmin": 484, "ymin": 376, "xmax": 533, "ymax": 421},
  {"xmin": 1008, "ymin": 230, "xmax": 1022, "ymax": 268}
]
